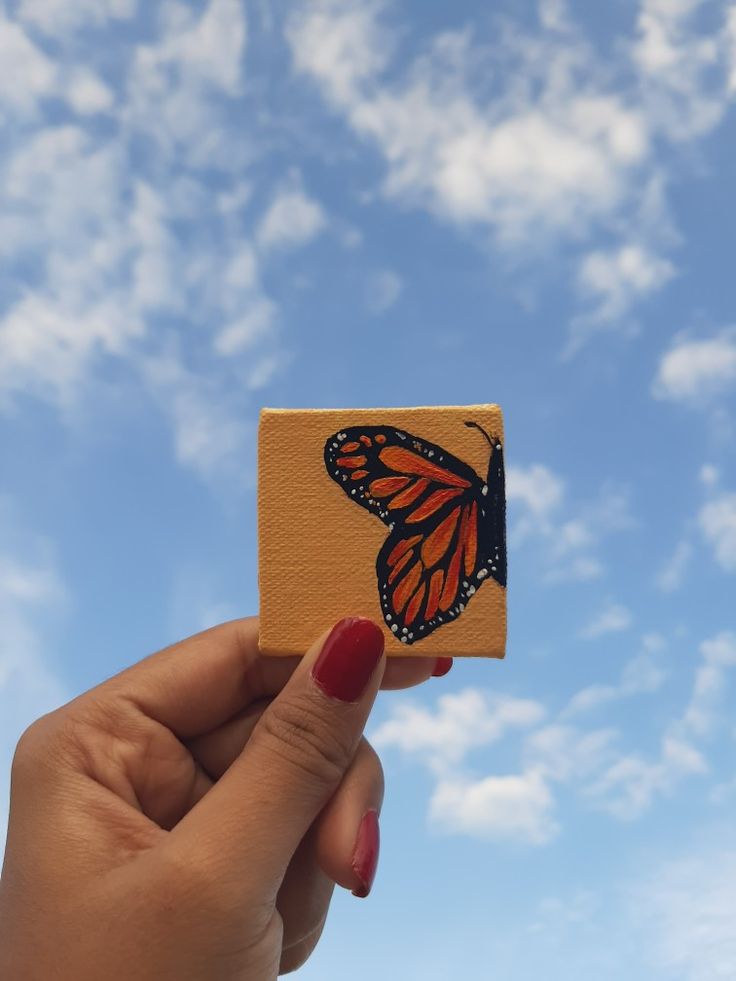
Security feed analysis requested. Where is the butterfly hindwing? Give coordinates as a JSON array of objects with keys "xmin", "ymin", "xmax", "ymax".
[{"xmin": 377, "ymin": 495, "xmax": 488, "ymax": 643}]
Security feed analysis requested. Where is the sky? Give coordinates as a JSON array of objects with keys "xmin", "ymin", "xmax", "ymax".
[{"xmin": 1, "ymin": 0, "xmax": 736, "ymax": 977}]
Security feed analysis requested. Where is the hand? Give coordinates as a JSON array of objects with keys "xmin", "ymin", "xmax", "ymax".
[{"xmin": 0, "ymin": 616, "xmax": 450, "ymax": 979}]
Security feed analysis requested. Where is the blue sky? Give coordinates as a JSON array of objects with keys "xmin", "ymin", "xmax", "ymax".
[{"xmin": 1, "ymin": 0, "xmax": 736, "ymax": 977}]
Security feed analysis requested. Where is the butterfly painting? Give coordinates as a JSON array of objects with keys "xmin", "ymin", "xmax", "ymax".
[{"xmin": 324, "ymin": 422, "xmax": 506, "ymax": 645}]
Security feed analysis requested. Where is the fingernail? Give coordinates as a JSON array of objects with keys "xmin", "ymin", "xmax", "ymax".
[
  {"xmin": 432, "ymin": 657, "xmax": 453, "ymax": 677},
  {"xmin": 351, "ymin": 809, "xmax": 380, "ymax": 898},
  {"xmin": 311, "ymin": 617, "xmax": 384, "ymax": 702}
]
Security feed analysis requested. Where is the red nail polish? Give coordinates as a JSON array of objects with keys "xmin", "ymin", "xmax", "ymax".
[
  {"xmin": 311, "ymin": 617, "xmax": 384, "ymax": 702},
  {"xmin": 351, "ymin": 809, "xmax": 380, "ymax": 898},
  {"xmin": 432, "ymin": 657, "xmax": 453, "ymax": 677}
]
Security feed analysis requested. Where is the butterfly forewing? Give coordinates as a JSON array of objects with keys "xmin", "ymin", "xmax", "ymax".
[{"xmin": 324, "ymin": 426, "xmax": 482, "ymax": 528}]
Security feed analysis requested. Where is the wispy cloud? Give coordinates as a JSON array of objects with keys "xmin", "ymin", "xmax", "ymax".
[
  {"xmin": 563, "ymin": 635, "xmax": 667, "ymax": 717},
  {"xmin": 634, "ymin": 841, "xmax": 736, "ymax": 981},
  {"xmin": 16, "ymin": 0, "xmax": 136, "ymax": 37},
  {"xmin": 366, "ymin": 269, "xmax": 403, "ymax": 314},
  {"xmin": 508, "ymin": 465, "xmax": 634, "ymax": 584},
  {"xmin": 653, "ymin": 328, "xmax": 736, "ymax": 402},
  {"xmin": 579, "ymin": 601, "xmax": 632, "ymax": 640},
  {"xmin": 569, "ymin": 243, "xmax": 675, "ymax": 352},
  {"xmin": 699, "ymin": 492, "xmax": 736, "ymax": 572},
  {"xmin": 657, "ymin": 539, "xmax": 693, "ymax": 592},
  {"xmin": 257, "ymin": 180, "xmax": 327, "ymax": 253},
  {"xmin": 371, "ymin": 689, "xmax": 545, "ymax": 774},
  {"xmin": 0, "ymin": 3, "xmax": 330, "ymax": 483},
  {"xmin": 287, "ymin": 0, "xmax": 736, "ymax": 349},
  {"xmin": 0, "ymin": 501, "xmax": 70, "ymax": 852},
  {"xmin": 373, "ymin": 627, "xmax": 735, "ymax": 840}
]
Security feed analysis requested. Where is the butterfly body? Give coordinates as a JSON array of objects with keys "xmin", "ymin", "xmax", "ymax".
[{"xmin": 324, "ymin": 423, "xmax": 506, "ymax": 644}]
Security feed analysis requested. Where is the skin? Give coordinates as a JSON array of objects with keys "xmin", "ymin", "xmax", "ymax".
[{"xmin": 0, "ymin": 617, "xmax": 443, "ymax": 980}]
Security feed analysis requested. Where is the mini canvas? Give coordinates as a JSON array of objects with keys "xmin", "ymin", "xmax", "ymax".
[{"xmin": 258, "ymin": 404, "xmax": 507, "ymax": 658}]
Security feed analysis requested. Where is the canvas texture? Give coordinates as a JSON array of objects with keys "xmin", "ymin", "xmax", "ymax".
[{"xmin": 258, "ymin": 404, "xmax": 507, "ymax": 658}]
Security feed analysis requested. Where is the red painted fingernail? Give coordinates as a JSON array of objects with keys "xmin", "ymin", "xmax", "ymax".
[
  {"xmin": 311, "ymin": 617, "xmax": 384, "ymax": 702},
  {"xmin": 351, "ymin": 809, "xmax": 380, "ymax": 898},
  {"xmin": 432, "ymin": 657, "xmax": 453, "ymax": 677}
]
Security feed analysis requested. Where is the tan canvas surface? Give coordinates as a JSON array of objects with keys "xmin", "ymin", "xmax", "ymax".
[{"xmin": 258, "ymin": 404, "xmax": 506, "ymax": 658}]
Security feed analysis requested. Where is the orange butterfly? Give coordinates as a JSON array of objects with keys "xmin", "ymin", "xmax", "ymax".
[{"xmin": 324, "ymin": 422, "xmax": 506, "ymax": 644}]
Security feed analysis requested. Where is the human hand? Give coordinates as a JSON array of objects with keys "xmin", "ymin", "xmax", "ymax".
[{"xmin": 0, "ymin": 616, "xmax": 449, "ymax": 980}]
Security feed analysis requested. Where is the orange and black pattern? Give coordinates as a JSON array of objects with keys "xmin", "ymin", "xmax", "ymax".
[{"xmin": 324, "ymin": 423, "xmax": 506, "ymax": 644}]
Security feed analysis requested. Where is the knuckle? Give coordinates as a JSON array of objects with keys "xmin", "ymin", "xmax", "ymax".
[
  {"xmin": 256, "ymin": 692, "xmax": 356, "ymax": 787},
  {"xmin": 11, "ymin": 711, "xmax": 63, "ymax": 779},
  {"xmin": 359, "ymin": 736, "xmax": 385, "ymax": 795}
]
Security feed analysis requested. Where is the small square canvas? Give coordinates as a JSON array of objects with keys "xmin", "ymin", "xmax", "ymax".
[{"xmin": 258, "ymin": 404, "xmax": 507, "ymax": 658}]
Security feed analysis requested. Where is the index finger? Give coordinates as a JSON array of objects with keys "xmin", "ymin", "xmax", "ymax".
[{"xmin": 75, "ymin": 617, "xmax": 442, "ymax": 741}]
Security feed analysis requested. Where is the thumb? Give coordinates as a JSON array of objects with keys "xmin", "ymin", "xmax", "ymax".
[{"xmin": 168, "ymin": 616, "xmax": 386, "ymax": 899}]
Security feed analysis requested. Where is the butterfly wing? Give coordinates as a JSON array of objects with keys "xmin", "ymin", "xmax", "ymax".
[
  {"xmin": 325, "ymin": 426, "xmax": 502, "ymax": 644},
  {"xmin": 324, "ymin": 426, "xmax": 481, "ymax": 529},
  {"xmin": 377, "ymin": 495, "xmax": 489, "ymax": 644}
]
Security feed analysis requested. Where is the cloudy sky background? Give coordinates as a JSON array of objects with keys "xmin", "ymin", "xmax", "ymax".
[{"xmin": 2, "ymin": 0, "xmax": 736, "ymax": 977}]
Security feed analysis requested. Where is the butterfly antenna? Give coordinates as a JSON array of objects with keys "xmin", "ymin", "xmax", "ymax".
[{"xmin": 464, "ymin": 420, "xmax": 498, "ymax": 448}]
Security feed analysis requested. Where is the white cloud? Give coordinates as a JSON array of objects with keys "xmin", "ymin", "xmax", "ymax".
[
  {"xmin": 142, "ymin": 347, "xmax": 256, "ymax": 483},
  {"xmin": 507, "ymin": 464, "xmax": 565, "ymax": 519},
  {"xmin": 0, "ymin": 6, "xmax": 290, "ymax": 482},
  {"xmin": 0, "ymin": 507, "xmax": 70, "ymax": 853},
  {"xmin": 257, "ymin": 185, "xmax": 327, "ymax": 252},
  {"xmin": 524, "ymin": 724, "xmax": 617, "ymax": 784},
  {"xmin": 587, "ymin": 631, "xmax": 736, "ymax": 819},
  {"xmin": 681, "ymin": 632, "xmax": 736, "ymax": 737},
  {"xmin": 287, "ymin": 1, "xmax": 736, "ymax": 348},
  {"xmin": 376, "ymin": 624, "xmax": 735, "ymax": 839},
  {"xmin": 215, "ymin": 299, "xmax": 278, "ymax": 357},
  {"xmin": 564, "ymin": 639, "xmax": 667, "ymax": 717},
  {"xmin": 138, "ymin": 0, "xmax": 244, "ymax": 94},
  {"xmin": 127, "ymin": 0, "xmax": 247, "ymax": 164},
  {"xmin": 367, "ymin": 269, "xmax": 403, "ymax": 314},
  {"xmin": 0, "ymin": 292, "xmax": 143, "ymax": 407},
  {"xmin": 508, "ymin": 465, "xmax": 633, "ymax": 584},
  {"xmin": 286, "ymin": 0, "xmax": 391, "ymax": 105},
  {"xmin": 17, "ymin": 0, "xmax": 136, "ymax": 36},
  {"xmin": 0, "ymin": 14, "xmax": 56, "ymax": 117},
  {"xmin": 580, "ymin": 602, "xmax": 632, "ymax": 640},
  {"xmin": 635, "ymin": 844, "xmax": 736, "ymax": 980},
  {"xmin": 633, "ymin": 0, "xmax": 730, "ymax": 140},
  {"xmin": 371, "ymin": 688, "xmax": 545, "ymax": 773},
  {"xmin": 653, "ymin": 329, "xmax": 736, "ymax": 402},
  {"xmin": 430, "ymin": 771, "xmax": 558, "ymax": 845},
  {"xmin": 571, "ymin": 243, "xmax": 675, "ymax": 347},
  {"xmin": 699, "ymin": 493, "xmax": 736, "ymax": 572},
  {"xmin": 700, "ymin": 464, "xmax": 720, "ymax": 486},
  {"xmin": 657, "ymin": 539, "xmax": 692, "ymax": 592},
  {"xmin": 64, "ymin": 67, "xmax": 115, "ymax": 116},
  {"xmin": 289, "ymin": 5, "xmax": 649, "ymax": 245},
  {"xmin": 586, "ymin": 735, "xmax": 707, "ymax": 820}
]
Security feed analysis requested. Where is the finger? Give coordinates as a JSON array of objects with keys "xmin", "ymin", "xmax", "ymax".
[
  {"xmin": 78, "ymin": 615, "xmax": 444, "ymax": 743},
  {"xmin": 191, "ymin": 716, "xmax": 383, "ymax": 893},
  {"xmin": 265, "ymin": 741, "xmax": 382, "ymax": 969},
  {"xmin": 168, "ymin": 617, "xmax": 385, "ymax": 898},
  {"xmin": 271, "ymin": 736, "xmax": 383, "ymax": 956},
  {"xmin": 313, "ymin": 737, "xmax": 383, "ymax": 895},
  {"xmin": 383, "ymin": 655, "xmax": 452, "ymax": 688},
  {"xmin": 279, "ymin": 911, "xmax": 328, "ymax": 976},
  {"xmin": 73, "ymin": 618, "xmax": 266, "ymax": 739},
  {"xmin": 276, "ymin": 827, "xmax": 335, "ymax": 952},
  {"xmin": 186, "ymin": 654, "xmax": 444, "ymax": 782}
]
